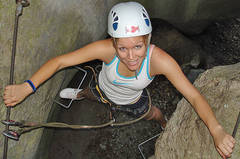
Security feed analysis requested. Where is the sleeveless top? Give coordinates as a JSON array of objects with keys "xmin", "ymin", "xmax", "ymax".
[{"xmin": 98, "ymin": 44, "xmax": 155, "ymax": 105}]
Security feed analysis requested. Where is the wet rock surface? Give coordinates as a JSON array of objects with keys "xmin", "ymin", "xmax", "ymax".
[{"xmin": 47, "ymin": 18, "xmax": 240, "ymax": 159}]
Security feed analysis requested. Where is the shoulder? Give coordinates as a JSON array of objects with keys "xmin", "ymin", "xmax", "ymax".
[
  {"xmin": 89, "ymin": 38, "xmax": 116, "ymax": 63},
  {"xmin": 57, "ymin": 38, "xmax": 116, "ymax": 67},
  {"xmin": 150, "ymin": 46, "xmax": 180, "ymax": 76}
]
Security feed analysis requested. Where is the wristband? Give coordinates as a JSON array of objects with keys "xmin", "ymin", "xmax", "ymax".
[{"xmin": 24, "ymin": 80, "xmax": 37, "ymax": 93}]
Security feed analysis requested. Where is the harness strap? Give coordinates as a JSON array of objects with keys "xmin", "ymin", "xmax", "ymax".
[{"xmin": 85, "ymin": 66, "xmax": 112, "ymax": 105}]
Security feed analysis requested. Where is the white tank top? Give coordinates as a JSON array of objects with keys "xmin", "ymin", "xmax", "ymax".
[{"xmin": 98, "ymin": 45, "xmax": 155, "ymax": 105}]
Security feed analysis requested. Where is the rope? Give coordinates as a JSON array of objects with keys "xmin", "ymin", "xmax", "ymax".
[
  {"xmin": 12, "ymin": 90, "xmax": 152, "ymax": 136},
  {"xmin": 111, "ymin": 89, "xmax": 152, "ymax": 126},
  {"xmin": 15, "ymin": 120, "xmax": 115, "ymax": 136}
]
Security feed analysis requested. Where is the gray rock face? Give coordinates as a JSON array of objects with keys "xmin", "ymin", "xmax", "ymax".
[
  {"xmin": 151, "ymin": 19, "xmax": 205, "ymax": 69},
  {"xmin": 145, "ymin": 0, "xmax": 240, "ymax": 34},
  {"xmin": 0, "ymin": 1, "xmax": 108, "ymax": 159},
  {"xmin": 155, "ymin": 62, "xmax": 240, "ymax": 159}
]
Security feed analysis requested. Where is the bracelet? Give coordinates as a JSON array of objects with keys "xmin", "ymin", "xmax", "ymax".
[{"xmin": 24, "ymin": 80, "xmax": 37, "ymax": 93}]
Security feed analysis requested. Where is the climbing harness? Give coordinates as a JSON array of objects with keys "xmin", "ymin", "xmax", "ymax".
[{"xmin": 2, "ymin": 1, "xmax": 29, "ymax": 159}]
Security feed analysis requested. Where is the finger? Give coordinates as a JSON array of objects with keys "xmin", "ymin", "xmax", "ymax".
[
  {"xmin": 8, "ymin": 102, "xmax": 18, "ymax": 107},
  {"xmin": 4, "ymin": 99, "xmax": 18, "ymax": 106},
  {"xmin": 4, "ymin": 96, "xmax": 16, "ymax": 102},
  {"xmin": 3, "ymin": 91, "xmax": 10, "ymax": 97},
  {"xmin": 217, "ymin": 147, "xmax": 226, "ymax": 159},
  {"xmin": 218, "ymin": 144, "xmax": 231, "ymax": 158},
  {"xmin": 226, "ymin": 140, "xmax": 235, "ymax": 149},
  {"xmin": 5, "ymin": 85, "xmax": 12, "ymax": 91},
  {"xmin": 225, "ymin": 144, "xmax": 233, "ymax": 155},
  {"xmin": 3, "ymin": 95, "xmax": 8, "ymax": 100},
  {"xmin": 229, "ymin": 136, "xmax": 236, "ymax": 144},
  {"xmin": 3, "ymin": 91, "xmax": 14, "ymax": 98},
  {"xmin": 223, "ymin": 136, "xmax": 235, "ymax": 150},
  {"xmin": 4, "ymin": 99, "xmax": 12, "ymax": 105},
  {"xmin": 5, "ymin": 101, "xmax": 18, "ymax": 107},
  {"xmin": 3, "ymin": 93, "xmax": 12, "ymax": 98}
]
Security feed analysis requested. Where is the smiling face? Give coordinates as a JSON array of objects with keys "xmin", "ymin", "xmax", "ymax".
[{"xmin": 114, "ymin": 35, "xmax": 148, "ymax": 71}]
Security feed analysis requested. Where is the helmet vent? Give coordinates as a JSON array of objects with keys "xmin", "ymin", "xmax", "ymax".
[
  {"xmin": 145, "ymin": 19, "xmax": 150, "ymax": 26},
  {"xmin": 112, "ymin": 11, "xmax": 119, "ymax": 31},
  {"xmin": 113, "ymin": 23, "xmax": 118, "ymax": 31},
  {"xmin": 108, "ymin": 2, "xmax": 152, "ymax": 37},
  {"xmin": 143, "ymin": 13, "xmax": 147, "ymax": 18},
  {"xmin": 114, "ymin": 16, "xmax": 118, "ymax": 22}
]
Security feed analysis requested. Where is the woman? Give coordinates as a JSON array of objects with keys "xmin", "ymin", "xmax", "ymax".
[{"xmin": 3, "ymin": 2, "xmax": 235, "ymax": 158}]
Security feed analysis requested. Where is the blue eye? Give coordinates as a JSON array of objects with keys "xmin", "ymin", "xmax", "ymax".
[
  {"xmin": 119, "ymin": 47, "xmax": 126, "ymax": 52},
  {"xmin": 135, "ymin": 45, "xmax": 142, "ymax": 49}
]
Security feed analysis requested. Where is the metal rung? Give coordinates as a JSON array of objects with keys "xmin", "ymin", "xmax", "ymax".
[
  {"xmin": 54, "ymin": 66, "xmax": 87, "ymax": 109},
  {"xmin": 138, "ymin": 133, "xmax": 161, "ymax": 159}
]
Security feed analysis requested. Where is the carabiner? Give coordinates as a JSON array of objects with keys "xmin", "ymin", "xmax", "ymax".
[
  {"xmin": 1, "ymin": 120, "xmax": 23, "ymax": 127},
  {"xmin": 2, "ymin": 130, "xmax": 20, "ymax": 141}
]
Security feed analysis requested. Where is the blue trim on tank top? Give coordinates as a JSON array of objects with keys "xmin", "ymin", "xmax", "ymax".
[
  {"xmin": 116, "ymin": 59, "xmax": 145, "ymax": 79},
  {"xmin": 104, "ymin": 55, "xmax": 117, "ymax": 66},
  {"xmin": 146, "ymin": 46, "xmax": 154, "ymax": 80},
  {"xmin": 115, "ymin": 47, "xmax": 150, "ymax": 79}
]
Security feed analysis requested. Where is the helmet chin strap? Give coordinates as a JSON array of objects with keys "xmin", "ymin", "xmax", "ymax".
[{"xmin": 147, "ymin": 33, "xmax": 152, "ymax": 47}]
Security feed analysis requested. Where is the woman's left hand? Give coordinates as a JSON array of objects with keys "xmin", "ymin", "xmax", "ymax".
[{"xmin": 212, "ymin": 125, "xmax": 235, "ymax": 159}]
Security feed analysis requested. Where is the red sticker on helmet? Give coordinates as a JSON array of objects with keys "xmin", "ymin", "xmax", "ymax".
[
  {"xmin": 125, "ymin": 25, "xmax": 140, "ymax": 34},
  {"xmin": 131, "ymin": 26, "xmax": 139, "ymax": 33}
]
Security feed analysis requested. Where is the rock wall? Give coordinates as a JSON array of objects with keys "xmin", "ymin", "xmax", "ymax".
[
  {"xmin": 144, "ymin": 0, "xmax": 240, "ymax": 34},
  {"xmin": 0, "ymin": 1, "xmax": 112, "ymax": 159},
  {"xmin": 0, "ymin": 0, "xmax": 240, "ymax": 159},
  {"xmin": 155, "ymin": 62, "xmax": 240, "ymax": 159}
]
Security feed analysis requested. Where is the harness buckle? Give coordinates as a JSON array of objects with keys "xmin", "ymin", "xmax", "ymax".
[
  {"xmin": 2, "ymin": 130, "xmax": 20, "ymax": 141},
  {"xmin": 1, "ymin": 120, "xmax": 23, "ymax": 127}
]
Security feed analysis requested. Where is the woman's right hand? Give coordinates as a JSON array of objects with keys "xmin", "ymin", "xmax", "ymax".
[{"xmin": 3, "ymin": 82, "xmax": 33, "ymax": 107}]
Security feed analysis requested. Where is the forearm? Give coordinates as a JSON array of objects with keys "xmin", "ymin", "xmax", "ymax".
[
  {"xmin": 28, "ymin": 56, "xmax": 62, "ymax": 89},
  {"xmin": 191, "ymin": 94, "xmax": 221, "ymax": 136}
]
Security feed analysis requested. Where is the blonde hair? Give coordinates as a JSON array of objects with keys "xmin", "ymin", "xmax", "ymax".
[{"xmin": 112, "ymin": 34, "xmax": 151, "ymax": 49}]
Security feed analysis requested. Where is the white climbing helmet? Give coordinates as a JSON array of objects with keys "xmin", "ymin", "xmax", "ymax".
[{"xmin": 108, "ymin": 2, "xmax": 152, "ymax": 38}]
